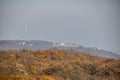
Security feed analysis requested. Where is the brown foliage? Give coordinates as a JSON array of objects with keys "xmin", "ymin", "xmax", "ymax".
[{"xmin": 0, "ymin": 49, "xmax": 120, "ymax": 80}]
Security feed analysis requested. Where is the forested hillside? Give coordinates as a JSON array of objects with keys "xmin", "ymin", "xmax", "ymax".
[{"xmin": 0, "ymin": 49, "xmax": 120, "ymax": 80}]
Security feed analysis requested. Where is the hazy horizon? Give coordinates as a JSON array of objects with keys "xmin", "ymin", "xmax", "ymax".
[{"xmin": 0, "ymin": 0, "xmax": 120, "ymax": 54}]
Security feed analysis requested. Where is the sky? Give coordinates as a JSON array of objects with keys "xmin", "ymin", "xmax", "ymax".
[{"xmin": 0, "ymin": 0, "xmax": 120, "ymax": 54}]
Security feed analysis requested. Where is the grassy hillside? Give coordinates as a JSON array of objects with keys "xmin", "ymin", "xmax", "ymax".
[{"xmin": 0, "ymin": 49, "xmax": 120, "ymax": 80}]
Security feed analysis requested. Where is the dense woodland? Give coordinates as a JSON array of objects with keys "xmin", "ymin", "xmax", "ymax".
[{"xmin": 0, "ymin": 49, "xmax": 120, "ymax": 80}]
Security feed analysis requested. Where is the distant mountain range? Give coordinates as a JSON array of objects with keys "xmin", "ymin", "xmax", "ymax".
[{"xmin": 0, "ymin": 40, "xmax": 120, "ymax": 59}]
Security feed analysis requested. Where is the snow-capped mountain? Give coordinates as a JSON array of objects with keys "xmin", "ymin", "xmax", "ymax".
[{"xmin": 0, "ymin": 40, "xmax": 120, "ymax": 59}]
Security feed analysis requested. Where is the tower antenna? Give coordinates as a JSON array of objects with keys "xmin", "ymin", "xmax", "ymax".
[{"xmin": 25, "ymin": 24, "xmax": 27, "ymax": 33}]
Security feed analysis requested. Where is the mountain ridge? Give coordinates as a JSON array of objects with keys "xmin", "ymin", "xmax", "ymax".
[{"xmin": 0, "ymin": 40, "xmax": 120, "ymax": 59}]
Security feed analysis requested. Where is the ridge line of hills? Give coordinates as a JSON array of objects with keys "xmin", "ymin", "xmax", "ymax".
[{"xmin": 0, "ymin": 40, "xmax": 120, "ymax": 59}]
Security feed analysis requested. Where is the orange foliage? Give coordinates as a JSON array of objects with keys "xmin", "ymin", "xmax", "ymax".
[{"xmin": 0, "ymin": 49, "xmax": 119, "ymax": 80}]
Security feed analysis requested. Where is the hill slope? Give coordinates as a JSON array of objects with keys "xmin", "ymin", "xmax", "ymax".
[{"xmin": 0, "ymin": 49, "xmax": 120, "ymax": 80}]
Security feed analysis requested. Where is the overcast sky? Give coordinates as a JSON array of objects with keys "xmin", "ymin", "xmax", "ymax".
[{"xmin": 0, "ymin": 0, "xmax": 120, "ymax": 54}]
